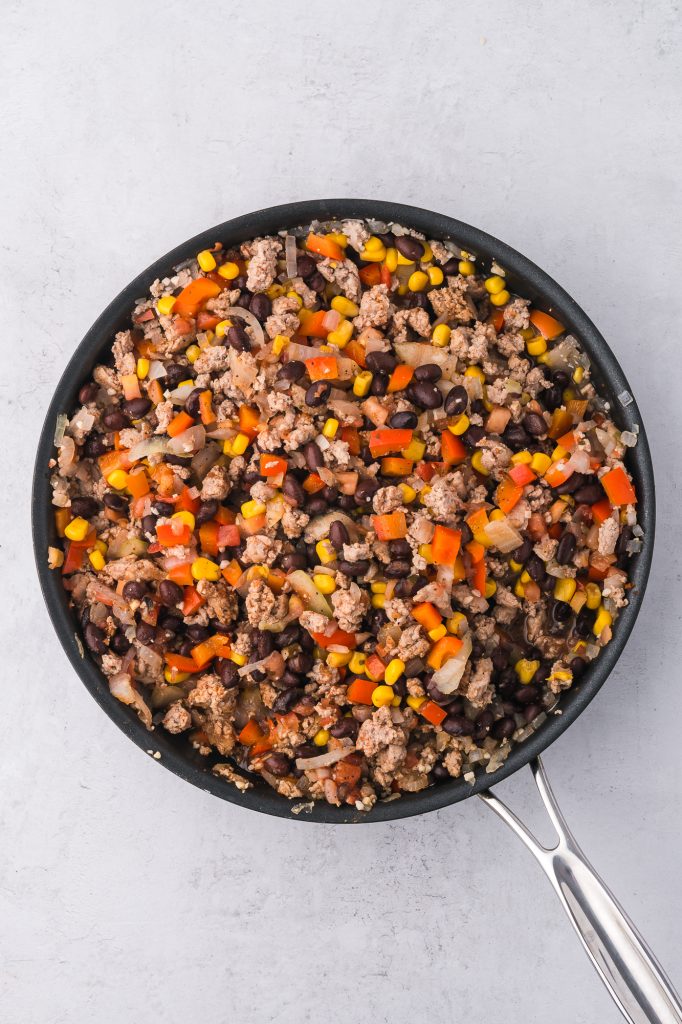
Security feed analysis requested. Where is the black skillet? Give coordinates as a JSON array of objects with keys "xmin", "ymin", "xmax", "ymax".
[{"xmin": 32, "ymin": 201, "xmax": 680, "ymax": 1023}]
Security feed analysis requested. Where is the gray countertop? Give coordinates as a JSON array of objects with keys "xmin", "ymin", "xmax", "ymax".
[{"xmin": 2, "ymin": 1, "xmax": 681, "ymax": 1021}]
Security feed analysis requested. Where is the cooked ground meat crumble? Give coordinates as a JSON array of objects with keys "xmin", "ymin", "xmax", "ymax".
[{"xmin": 48, "ymin": 220, "xmax": 642, "ymax": 811}]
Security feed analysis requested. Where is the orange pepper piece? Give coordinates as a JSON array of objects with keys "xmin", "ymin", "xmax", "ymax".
[
  {"xmin": 167, "ymin": 411, "xmax": 195, "ymax": 438},
  {"xmin": 426, "ymin": 636, "xmax": 463, "ymax": 671},
  {"xmin": 600, "ymin": 466, "xmax": 637, "ymax": 506},
  {"xmin": 172, "ymin": 277, "xmax": 222, "ymax": 318},
  {"xmin": 346, "ymin": 678, "xmax": 377, "ymax": 704},
  {"xmin": 431, "ymin": 525, "xmax": 462, "ymax": 566},
  {"xmin": 305, "ymin": 355, "xmax": 338, "ymax": 381},
  {"xmin": 305, "ymin": 232, "xmax": 344, "ymax": 261},
  {"xmin": 371, "ymin": 511, "xmax": 408, "ymax": 541},
  {"xmin": 529, "ymin": 308, "xmax": 565, "ymax": 339},
  {"xmin": 387, "ymin": 365, "xmax": 414, "ymax": 392}
]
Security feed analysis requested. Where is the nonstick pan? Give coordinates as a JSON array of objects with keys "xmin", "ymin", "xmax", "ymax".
[{"xmin": 32, "ymin": 200, "xmax": 680, "ymax": 1023}]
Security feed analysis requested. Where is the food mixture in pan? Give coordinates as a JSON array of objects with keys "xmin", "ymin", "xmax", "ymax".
[{"xmin": 48, "ymin": 220, "xmax": 642, "ymax": 810}]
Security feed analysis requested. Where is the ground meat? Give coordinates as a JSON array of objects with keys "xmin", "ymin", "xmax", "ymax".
[
  {"xmin": 342, "ymin": 219, "xmax": 370, "ymax": 252},
  {"xmin": 384, "ymin": 597, "xmax": 412, "ymax": 626},
  {"xmin": 163, "ymin": 702, "xmax": 192, "ymax": 734},
  {"xmin": 196, "ymin": 580, "xmax": 238, "ymax": 624},
  {"xmin": 245, "ymin": 579, "xmax": 276, "ymax": 627},
  {"xmin": 503, "ymin": 297, "xmax": 530, "ymax": 331},
  {"xmin": 477, "ymin": 437, "xmax": 513, "ymax": 479},
  {"xmin": 193, "ymin": 346, "xmax": 231, "ymax": 375},
  {"xmin": 372, "ymin": 486, "xmax": 404, "ymax": 515},
  {"xmin": 245, "ymin": 236, "xmax": 281, "ymax": 293},
  {"xmin": 428, "ymin": 239, "xmax": 452, "ymax": 264},
  {"xmin": 534, "ymin": 535, "xmax": 558, "ymax": 562},
  {"xmin": 299, "ymin": 610, "xmax": 329, "ymax": 635},
  {"xmin": 396, "ymin": 624, "xmax": 430, "ymax": 661},
  {"xmin": 242, "ymin": 534, "xmax": 282, "ymax": 565},
  {"xmin": 153, "ymin": 399, "xmax": 175, "ymax": 434},
  {"xmin": 464, "ymin": 657, "xmax": 494, "ymax": 707},
  {"xmin": 265, "ymin": 296, "xmax": 301, "ymax": 339},
  {"xmin": 598, "ymin": 516, "xmax": 620, "ymax": 555},
  {"xmin": 353, "ymin": 284, "xmax": 391, "ymax": 331},
  {"xmin": 186, "ymin": 673, "xmax": 236, "ymax": 756},
  {"xmin": 111, "ymin": 330, "xmax": 136, "ymax": 374},
  {"xmin": 342, "ymin": 541, "xmax": 371, "ymax": 562},
  {"xmin": 100, "ymin": 556, "xmax": 163, "ymax": 583},
  {"xmin": 421, "ymin": 475, "xmax": 463, "ymax": 521},
  {"xmin": 429, "ymin": 277, "xmax": 475, "ymax": 324},
  {"xmin": 316, "ymin": 258, "xmax": 361, "ymax": 303},
  {"xmin": 390, "ymin": 307, "xmax": 431, "ymax": 342},
  {"xmin": 289, "ymin": 276, "xmax": 317, "ymax": 308},
  {"xmin": 331, "ymin": 584, "xmax": 369, "ymax": 633},
  {"xmin": 443, "ymin": 743, "xmax": 466, "ymax": 778},
  {"xmin": 356, "ymin": 705, "xmax": 405, "ymax": 759},
  {"xmin": 281, "ymin": 506, "xmax": 309, "ymax": 538},
  {"xmin": 200, "ymin": 465, "xmax": 231, "ymax": 500},
  {"xmin": 452, "ymin": 585, "xmax": 489, "ymax": 615},
  {"xmin": 93, "ymin": 365, "xmax": 119, "ymax": 395}
]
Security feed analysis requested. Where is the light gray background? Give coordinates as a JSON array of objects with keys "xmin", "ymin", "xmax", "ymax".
[{"xmin": 2, "ymin": 1, "xmax": 680, "ymax": 1022}]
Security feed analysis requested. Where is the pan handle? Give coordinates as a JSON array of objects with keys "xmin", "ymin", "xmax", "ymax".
[{"xmin": 479, "ymin": 757, "xmax": 682, "ymax": 1024}]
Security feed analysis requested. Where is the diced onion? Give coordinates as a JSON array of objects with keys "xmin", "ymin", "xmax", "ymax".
[
  {"xmin": 167, "ymin": 424, "xmax": 206, "ymax": 455},
  {"xmin": 109, "ymin": 673, "xmax": 153, "ymax": 730},
  {"xmin": 295, "ymin": 746, "xmax": 355, "ymax": 770},
  {"xmin": 566, "ymin": 448, "xmax": 591, "ymax": 475},
  {"xmin": 169, "ymin": 383, "xmax": 196, "ymax": 404},
  {"xmin": 322, "ymin": 309, "xmax": 342, "ymax": 332},
  {"xmin": 287, "ymin": 569, "xmax": 333, "ymax": 617},
  {"xmin": 483, "ymin": 519, "xmax": 523, "ymax": 553},
  {"xmin": 129, "ymin": 436, "xmax": 170, "ymax": 462},
  {"xmin": 148, "ymin": 360, "xmax": 167, "ymax": 380},
  {"xmin": 221, "ymin": 306, "xmax": 265, "ymax": 347},
  {"xmin": 285, "ymin": 234, "xmax": 298, "ymax": 280},
  {"xmin": 54, "ymin": 414, "xmax": 68, "ymax": 446},
  {"xmin": 431, "ymin": 633, "xmax": 472, "ymax": 694}
]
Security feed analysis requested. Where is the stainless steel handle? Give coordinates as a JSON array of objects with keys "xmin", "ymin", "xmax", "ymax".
[{"xmin": 479, "ymin": 757, "xmax": 682, "ymax": 1024}]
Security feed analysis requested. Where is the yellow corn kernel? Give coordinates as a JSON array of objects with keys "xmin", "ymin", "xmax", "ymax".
[
  {"xmin": 266, "ymin": 283, "xmax": 285, "ymax": 300},
  {"xmin": 331, "ymin": 295, "xmax": 359, "ymax": 317},
  {"xmin": 185, "ymin": 344, "xmax": 201, "ymax": 364},
  {"xmin": 465, "ymin": 365, "xmax": 486, "ymax": 383},
  {"xmin": 360, "ymin": 243, "xmax": 386, "ymax": 262},
  {"xmin": 554, "ymin": 577, "xmax": 577, "ymax": 603},
  {"xmin": 552, "ymin": 445, "xmax": 568, "ymax": 463},
  {"xmin": 215, "ymin": 319, "xmax": 232, "ymax": 338},
  {"xmin": 327, "ymin": 232, "xmax": 348, "ymax": 247},
  {"xmin": 353, "ymin": 370, "xmax": 373, "ymax": 397},
  {"xmin": 428, "ymin": 624, "xmax": 447, "ymax": 642},
  {"xmin": 241, "ymin": 499, "xmax": 266, "ymax": 520},
  {"xmin": 573, "ymin": 366, "xmax": 585, "ymax": 384},
  {"xmin": 488, "ymin": 511, "xmax": 504, "ymax": 524},
  {"xmin": 530, "ymin": 452, "xmax": 552, "ymax": 475},
  {"xmin": 327, "ymin": 319, "xmax": 353, "ymax": 348},
  {"xmin": 408, "ymin": 270, "xmax": 429, "ymax": 292},
  {"xmin": 397, "ymin": 252, "xmax": 415, "ymax": 266},
  {"xmin": 391, "ymin": 695, "xmax": 401, "ymax": 707},
  {"xmin": 94, "ymin": 539, "xmax": 108, "ymax": 555},
  {"xmin": 349, "ymin": 652, "xmax": 367, "ymax": 675},
  {"xmin": 172, "ymin": 510, "xmax": 196, "ymax": 530},
  {"xmin": 178, "ymin": 380, "xmax": 194, "ymax": 391},
  {"xmin": 197, "ymin": 249, "xmax": 217, "ymax": 272},
  {"xmin": 88, "ymin": 549, "xmax": 105, "ymax": 571},
  {"xmin": 563, "ymin": 388, "xmax": 577, "ymax": 403},
  {"xmin": 165, "ymin": 667, "xmax": 191, "ymax": 684},
  {"xmin": 485, "ymin": 275, "xmax": 506, "ymax": 295},
  {"xmin": 228, "ymin": 432, "xmax": 248, "ymax": 457},
  {"xmin": 107, "ymin": 469, "xmax": 128, "ymax": 490},
  {"xmin": 432, "ymin": 323, "xmax": 451, "ymax": 347},
  {"xmin": 517, "ymin": 571, "xmax": 530, "ymax": 585},
  {"xmin": 384, "ymin": 659, "xmax": 405, "ymax": 686},
  {"xmin": 325, "ymin": 655, "xmax": 350, "ymax": 671},
  {"xmin": 371, "ymin": 684, "xmax": 395, "ymax": 708},
  {"xmin": 385, "ymin": 247, "xmax": 399, "ymax": 272},
  {"xmin": 490, "ymin": 290, "xmax": 511, "ymax": 307},
  {"xmin": 315, "ymin": 539, "xmax": 336, "ymax": 564},
  {"xmin": 191, "ymin": 557, "xmax": 221, "ymax": 582},
  {"xmin": 444, "ymin": 610, "xmax": 464, "ymax": 634},
  {"xmin": 64, "ymin": 517, "xmax": 89, "ymax": 542},
  {"xmin": 403, "ymin": 437, "xmax": 426, "ymax": 462},
  {"xmin": 527, "ymin": 336, "xmax": 547, "ymax": 357},
  {"xmin": 370, "ymin": 581, "xmax": 387, "ymax": 593},
  {"xmin": 509, "ymin": 559, "xmax": 523, "ymax": 573},
  {"xmin": 156, "ymin": 294, "xmax": 176, "ymax": 316},
  {"xmin": 218, "ymin": 261, "xmax": 240, "ymax": 280},
  {"xmin": 593, "ymin": 605, "xmax": 613, "ymax": 637},
  {"xmin": 397, "ymin": 283, "xmax": 408, "ymax": 296},
  {"xmin": 514, "ymin": 579, "xmax": 526, "ymax": 599},
  {"xmin": 458, "ymin": 259, "xmax": 475, "ymax": 275},
  {"xmin": 399, "ymin": 483, "xmax": 417, "ymax": 503},
  {"xmin": 448, "ymin": 414, "xmax": 470, "ymax": 436},
  {"xmin": 471, "ymin": 451, "xmax": 488, "ymax": 476},
  {"xmin": 550, "ymin": 669, "xmax": 573, "ymax": 686},
  {"xmin": 515, "ymin": 658, "xmax": 540, "ymax": 684},
  {"xmin": 135, "ymin": 357, "xmax": 150, "ymax": 380},
  {"xmin": 585, "ymin": 583, "xmax": 602, "ymax": 610},
  {"xmin": 371, "ymin": 593, "xmax": 386, "ymax": 609},
  {"xmin": 421, "ymin": 242, "xmax": 433, "ymax": 262},
  {"xmin": 313, "ymin": 573, "xmax": 336, "ymax": 595},
  {"xmin": 230, "ymin": 651, "xmax": 247, "ymax": 667},
  {"xmin": 484, "ymin": 580, "xmax": 497, "ymax": 598},
  {"xmin": 407, "ymin": 695, "xmax": 426, "ymax": 711},
  {"xmin": 272, "ymin": 334, "xmax": 289, "ymax": 356},
  {"xmin": 322, "ymin": 417, "xmax": 339, "ymax": 439},
  {"xmin": 511, "ymin": 450, "xmax": 533, "ymax": 465},
  {"xmin": 313, "ymin": 728, "xmax": 331, "ymax": 746},
  {"xmin": 427, "ymin": 266, "xmax": 444, "ymax": 286},
  {"xmin": 418, "ymin": 543, "xmax": 433, "ymax": 563}
]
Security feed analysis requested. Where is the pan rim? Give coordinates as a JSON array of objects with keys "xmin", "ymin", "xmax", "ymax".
[{"xmin": 31, "ymin": 198, "xmax": 655, "ymax": 824}]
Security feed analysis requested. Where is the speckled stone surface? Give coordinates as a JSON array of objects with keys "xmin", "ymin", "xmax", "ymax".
[{"xmin": 2, "ymin": 2, "xmax": 681, "ymax": 1021}]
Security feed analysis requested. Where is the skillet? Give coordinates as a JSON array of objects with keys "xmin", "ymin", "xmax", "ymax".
[{"xmin": 32, "ymin": 200, "xmax": 680, "ymax": 1023}]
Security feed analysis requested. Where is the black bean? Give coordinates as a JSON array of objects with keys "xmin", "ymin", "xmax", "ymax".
[
  {"xmin": 471, "ymin": 398, "xmax": 487, "ymax": 417},
  {"xmin": 303, "ymin": 441, "xmax": 324, "ymax": 470},
  {"xmin": 330, "ymin": 717, "xmax": 359, "ymax": 740},
  {"xmin": 513, "ymin": 538, "xmax": 533, "ymax": 564},
  {"xmin": 279, "ymin": 670, "xmax": 302, "ymax": 689},
  {"xmin": 70, "ymin": 496, "xmax": 100, "ymax": 519},
  {"xmin": 515, "ymin": 685, "xmax": 540, "ymax": 705},
  {"xmin": 496, "ymin": 668, "xmax": 518, "ymax": 698},
  {"xmin": 523, "ymin": 703, "xmax": 542, "ymax": 724},
  {"xmin": 432, "ymin": 763, "xmax": 450, "ymax": 782},
  {"xmin": 275, "ymin": 624, "xmax": 300, "ymax": 649},
  {"xmin": 121, "ymin": 580, "xmax": 147, "ymax": 601},
  {"xmin": 384, "ymin": 561, "xmax": 411, "ymax": 579},
  {"xmin": 296, "ymin": 254, "xmax": 316, "ymax": 279},
  {"xmin": 502, "ymin": 425, "xmax": 530, "ymax": 453},
  {"xmin": 365, "ymin": 350, "xmax": 397, "ymax": 374},
  {"xmin": 282, "ymin": 475, "xmax": 305, "ymax": 506},
  {"xmin": 226, "ymin": 325, "xmax": 251, "ymax": 352},
  {"xmin": 178, "ymin": 639, "xmax": 194, "ymax": 657},
  {"xmin": 540, "ymin": 385, "xmax": 563, "ymax": 411},
  {"xmin": 407, "ymin": 292, "xmax": 429, "ymax": 309},
  {"xmin": 552, "ymin": 599, "xmax": 572, "ymax": 624},
  {"xmin": 556, "ymin": 532, "xmax": 577, "ymax": 565},
  {"xmin": 84, "ymin": 622, "xmax": 107, "ymax": 655},
  {"xmin": 336, "ymin": 494, "xmax": 355, "ymax": 512},
  {"xmin": 370, "ymin": 372, "xmax": 388, "ymax": 397},
  {"xmin": 287, "ymin": 651, "xmax": 313, "ymax": 674},
  {"xmin": 83, "ymin": 434, "xmax": 111, "ymax": 458},
  {"xmin": 79, "ymin": 382, "xmax": 99, "ymax": 404},
  {"xmin": 491, "ymin": 647, "xmax": 508, "ymax": 672},
  {"xmin": 616, "ymin": 526, "xmax": 633, "ymax": 558},
  {"xmin": 523, "ymin": 412, "xmax": 548, "ymax": 436},
  {"xmin": 395, "ymin": 235, "xmax": 425, "ymax": 261},
  {"xmin": 376, "ymin": 232, "xmax": 395, "ymax": 248},
  {"xmin": 273, "ymin": 688, "xmax": 303, "ymax": 713},
  {"xmin": 305, "ymin": 381, "xmax": 331, "ymax": 407},
  {"xmin": 186, "ymin": 624, "xmax": 211, "ymax": 642},
  {"xmin": 491, "ymin": 716, "xmax": 516, "ymax": 740},
  {"xmin": 109, "ymin": 630, "xmax": 131, "ymax": 655},
  {"xmin": 195, "ymin": 499, "xmax": 219, "ymax": 526},
  {"xmin": 575, "ymin": 607, "xmax": 595, "ymax": 638},
  {"xmin": 249, "ymin": 293, "xmax": 271, "ymax": 323},
  {"xmin": 443, "ymin": 385, "xmax": 469, "ymax": 417},
  {"xmin": 443, "ymin": 714, "xmax": 474, "ymax": 737},
  {"xmin": 570, "ymin": 656, "xmax": 588, "ymax": 678},
  {"xmin": 152, "ymin": 500, "xmax": 175, "ymax": 517},
  {"xmin": 217, "ymin": 659, "xmax": 239, "ymax": 688},
  {"xmin": 473, "ymin": 709, "xmax": 495, "ymax": 742},
  {"xmin": 308, "ymin": 272, "xmax": 326, "ymax": 293},
  {"xmin": 426, "ymin": 680, "xmax": 460, "ymax": 706},
  {"xmin": 276, "ymin": 360, "xmax": 305, "ymax": 384},
  {"xmin": 102, "ymin": 407, "xmax": 130, "ymax": 431},
  {"xmin": 407, "ymin": 381, "xmax": 443, "ymax": 410},
  {"xmin": 354, "ymin": 478, "xmax": 380, "ymax": 504},
  {"xmin": 388, "ymin": 411, "xmax": 418, "ymax": 430},
  {"xmin": 388, "ymin": 538, "xmax": 412, "ymax": 559},
  {"xmin": 158, "ymin": 579, "xmax": 183, "ymax": 607},
  {"xmin": 123, "ymin": 397, "xmax": 152, "ymax": 419},
  {"xmin": 462, "ymin": 424, "xmax": 485, "ymax": 448},
  {"xmin": 305, "ymin": 497, "xmax": 328, "ymax": 516},
  {"xmin": 158, "ymin": 610, "xmax": 183, "ymax": 632},
  {"xmin": 141, "ymin": 514, "xmax": 157, "ymax": 536},
  {"xmin": 164, "ymin": 454, "xmax": 191, "ymax": 469},
  {"xmin": 441, "ymin": 257, "xmax": 460, "ymax": 275},
  {"xmin": 368, "ymin": 608, "xmax": 388, "ymax": 632},
  {"xmin": 573, "ymin": 482, "xmax": 606, "ymax": 504},
  {"xmin": 294, "ymin": 743, "xmax": 319, "ymax": 760},
  {"xmin": 163, "ymin": 364, "xmax": 188, "ymax": 389},
  {"xmin": 329, "ymin": 520, "xmax": 350, "ymax": 551},
  {"xmin": 337, "ymin": 559, "xmax": 369, "ymax": 577},
  {"xmin": 185, "ymin": 388, "xmax": 204, "ymax": 417},
  {"xmin": 280, "ymin": 551, "xmax": 307, "ymax": 572},
  {"xmin": 526, "ymin": 554, "xmax": 547, "ymax": 583},
  {"xmin": 414, "ymin": 363, "xmax": 442, "ymax": 383},
  {"xmin": 135, "ymin": 621, "xmax": 157, "ymax": 646}
]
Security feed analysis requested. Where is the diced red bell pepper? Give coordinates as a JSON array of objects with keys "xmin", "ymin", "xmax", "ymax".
[
  {"xmin": 380, "ymin": 457, "xmax": 413, "ymax": 477},
  {"xmin": 305, "ymin": 355, "xmax": 338, "ymax": 381},
  {"xmin": 192, "ymin": 634, "xmax": 231, "ymax": 669},
  {"xmin": 172, "ymin": 277, "xmax": 222, "ymax": 318},
  {"xmin": 491, "ymin": 310, "xmax": 505, "ymax": 333},
  {"xmin": 157, "ymin": 522, "xmax": 192, "ymax": 547},
  {"xmin": 175, "ymin": 486, "xmax": 200, "ymax": 514},
  {"xmin": 365, "ymin": 654, "xmax": 386, "ymax": 681},
  {"xmin": 182, "ymin": 585, "xmax": 205, "ymax": 616},
  {"xmin": 465, "ymin": 540, "xmax": 486, "ymax": 564},
  {"xmin": 431, "ymin": 525, "xmax": 462, "ymax": 566},
  {"xmin": 591, "ymin": 498, "xmax": 613, "ymax": 524},
  {"xmin": 344, "ymin": 340, "xmax": 367, "ymax": 368},
  {"xmin": 387, "ymin": 365, "xmax": 414, "ymax": 392},
  {"xmin": 359, "ymin": 264, "xmax": 381, "ymax": 286},
  {"xmin": 238, "ymin": 404, "xmax": 261, "ymax": 437},
  {"xmin": 600, "ymin": 466, "xmax": 636, "ymax": 506},
  {"xmin": 470, "ymin": 558, "xmax": 487, "ymax": 596},
  {"xmin": 196, "ymin": 311, "xmax": 222, "ymax": 331},
  {"xmin": 198, "ymin": 390, "xmax": 215, "ymax": 426},
  {"xmin": 217, "ymin": 523, "xmax": 241, "ymax": 547},
  {"xmin": 346, "ymin": 678, "xmax": 376, "ymax": 704},
  {"xmin": 298, "ymin": 310, "xmax": 329, "ymax": 338},
  {"xmin": 311, "ymin": 627, "xmax": 358, "ymax": 650},
  {"xmin": 416, "ymin": 462, "xmax": 436, "ymax": 482},
  {"xmin": 260, "ymin": 454, "xmax": 288, "ymax": 477},
  {"xmin": 371, "ymin": 511, "xmax": 408, "ymax": 541},
  {"xmin": 199, "ymin": 521, "xmax": 219, "ymax": 556},
  {"xmin": 238, "ymin": 718, "xmax": 266, "ymax": 747},
  {"xmin": 120, "ymin": 374, "xmax": 141, "ymax": 401},
  {"xmin": 168, "ymin": 563, "xmax": 194, "ymax": 587},
  {"xmin": 303, "ymin": 473, "xmax": 326, "ymax": 494},
  {"xmin": 441, "ymin": 431, "xmax": 467, "ymax": 465},
  {"xmin": 543, "ymin": 462, "xmax": 572, "ymax": 488},
  {"xmin": 340, "ymin": 426, "xmax": 361, "ymax": 455},
  {"xmin": 222, "ymin": 559, "xmax": 243, "ymax": 587},
  {"xmin": 126, "ymin": 468, "xmax": 150, "ymax": 499},
  {"xmin": 99, "ymin": 449, "xmax": 133, "ymax": 476},
  {"xmin": 368, "ymin": 428, "xmax": 414, "ymax": 456},
  {"xmin": 418, "ymin": 700, "xmax": 448, "ymax": 726},
  {"xmin": 548, "ymin": 408, "xmax": 574, "ymax": 439},
  {"xmin": 164, "ymin": 653, "xmax": 200, "ymax": 674},
  {"xmin": 380, "ymin": 264, "xmax": 392, "ymax": 288},
  {"xmin": 332, "ymin": 758, "xmax": 362, "ymax": 787},
  {"xmin": 508, "ymin": 463, "xmax": 537, "ymax": 487}
]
